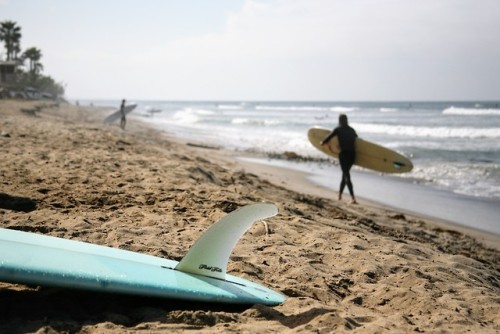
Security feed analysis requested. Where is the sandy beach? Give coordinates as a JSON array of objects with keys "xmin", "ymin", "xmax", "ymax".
[{"xmin": 1, "ymin": 100, "xmax": 499, "ymax": 333}]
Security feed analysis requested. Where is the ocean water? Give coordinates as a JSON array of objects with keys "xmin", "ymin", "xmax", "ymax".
[{"xmin": 88, "ymin": 100, "xmax": 500, "ymax": 201}]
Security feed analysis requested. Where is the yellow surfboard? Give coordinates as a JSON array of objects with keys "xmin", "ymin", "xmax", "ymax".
[{"xmin": 308, "ymin": 127, "xmax": 413, "ymax": 173}]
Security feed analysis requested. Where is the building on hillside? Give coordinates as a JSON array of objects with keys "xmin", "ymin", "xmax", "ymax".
[{"xmin": 0, "ymin": 61, "xmax": 18, "ymax": 85}]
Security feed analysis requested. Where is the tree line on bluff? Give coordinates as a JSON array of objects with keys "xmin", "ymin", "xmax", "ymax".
[{"xmin": 0, "ymin": 20, "xmax": 64, "ymax": 99}]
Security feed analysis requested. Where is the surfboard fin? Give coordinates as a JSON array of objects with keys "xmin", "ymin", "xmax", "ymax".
[{"xmin": 175, "ymin": 203, "xmax": 278, "ymax": 280}]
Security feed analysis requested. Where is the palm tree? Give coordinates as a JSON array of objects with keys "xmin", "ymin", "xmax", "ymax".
[
  {"xmin": 22, "ymin": 47, "xmax": 43, "ymax": 75},
  {"xmin": 0, "ymin": 20, "xmax": 22, "ymax": 60},
  {"xmin": 13, "ymin": 40, "xmax": 21, "ymax": 60}
]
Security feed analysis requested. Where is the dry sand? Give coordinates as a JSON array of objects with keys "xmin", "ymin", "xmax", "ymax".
[{"xmin": 0, "ymin": 100, "xmax": 498, "ymax": 333}]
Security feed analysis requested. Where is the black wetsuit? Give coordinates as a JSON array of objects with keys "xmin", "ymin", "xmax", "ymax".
[
  {"xmin": 322, "ymin": 125, "xmax": 357, "ymax": 198},
  {"xmin": 120, "ymin": 101, "xmax": 126, "ymax": 130}
]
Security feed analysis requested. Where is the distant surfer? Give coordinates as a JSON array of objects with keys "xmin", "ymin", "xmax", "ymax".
[
  {"xmin": 120, "ymin": 99, "xmax": 126, "ymax": 130},
  {"xmin": 321, "ymin": 114, "xmax": 358, "ymax": 204}
]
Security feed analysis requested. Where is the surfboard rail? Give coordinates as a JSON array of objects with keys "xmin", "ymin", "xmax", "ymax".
[{"xmin": 0, "ymin": 203, "xmax": 285, "ymax": 305}]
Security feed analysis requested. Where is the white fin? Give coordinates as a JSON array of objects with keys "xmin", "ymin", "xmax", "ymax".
[{"xmin": 175, "ymin": 203, "xmax": 278, "ymax": 280}]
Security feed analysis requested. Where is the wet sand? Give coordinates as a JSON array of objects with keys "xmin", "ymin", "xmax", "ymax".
[
  {"xmin": 0, "ymin": 100, "xmax": 499, "ymax": 333},
  {"xmin": 236, "ymin": 157, "xmax": 500, "ymax": 243}
]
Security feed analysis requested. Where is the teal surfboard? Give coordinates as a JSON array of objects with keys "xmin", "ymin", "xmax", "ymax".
[{"xmin": 0, "ymin": 203, "xmax": 285, "ymax": 305}]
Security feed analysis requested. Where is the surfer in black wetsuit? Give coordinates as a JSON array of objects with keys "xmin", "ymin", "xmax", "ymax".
[
  {"xmin": 321, "ymin": 114, "xmax": 358, "ymax": 204},
  {"xmin": 120, "ymin": 99, "xmax": 126, "ymax": 130}
]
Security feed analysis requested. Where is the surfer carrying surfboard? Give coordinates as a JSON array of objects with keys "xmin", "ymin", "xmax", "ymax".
[
  {"xmin": 119, "ymin": 99, "xmax": 126, "ymax": 130},
  {"xmin": 321, "ymin": 114, "xmax": 358, "ymax": 204}
]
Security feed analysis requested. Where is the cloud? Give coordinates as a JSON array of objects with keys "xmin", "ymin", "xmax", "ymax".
[{"xmin": 57, "ymin": 0, "xmax": 500, "ymax": 99}]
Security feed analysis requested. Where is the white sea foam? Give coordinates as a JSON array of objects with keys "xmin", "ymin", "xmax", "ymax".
[
  {"xmin": 171, "ymin": 108, "xmax": 214, "ymax": 124},
  {"xmin": 330, "ymin": 106, "xmax": 359, "ymax": 112},
  {"xmin": 380, "ymin": 108, "xmax": 398, "ymax": 112},
  {"xmin": 217, "ymin": 104, "xmax": 243, "ymax": 110},
  {"xmin": 410, "ymin": 163, "xmax": 500, "ymax": 199},
  {"xmin": 231, "ymin": 118, "xmax": 282, "ymax": 126},
  {"xmin": 255, "ymin": 105, "xmax": 332, "ymax": 111},
  {"xmin": 355, "ymin": 123, "xmax": 500, "ymax": 139},
  {"xmin": 442, "ymin": 107, "xmax": 500, "ymax": 116},
  {"xmin": 172, "ymin": 111, "xmax": 198, "ymax": 124}
]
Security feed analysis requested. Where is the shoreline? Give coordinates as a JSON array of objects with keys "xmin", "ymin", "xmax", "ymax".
[
  {"xmin": 1, "ymin": 100, "xmax": 499, "ymax": 333},
  {"xmin": 231, "ymin": 156, "xmax": 500, "ymax": 250},
  {"xmin": 238, "ymin": 157, "xmax": 500, "ymax": 228},
  {"xmin": 153, "ymin": 115, "xmax": 500, "ymax": 248},
  {"xmin": 126, "ymin": 111, "xmax": 500, "ymax": 238}
]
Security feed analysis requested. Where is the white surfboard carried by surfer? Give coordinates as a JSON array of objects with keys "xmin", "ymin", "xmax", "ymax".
[
  {"xmin": 0, "ymin": 203, "xmax": 286, "ymax": 305},
  {"xmin": 308, "ymin": 127, "xmax": 413, "ymax": 173},
  {"xmin": 103, "ymin": 104, "xmax": 137, "ymax": 124}
]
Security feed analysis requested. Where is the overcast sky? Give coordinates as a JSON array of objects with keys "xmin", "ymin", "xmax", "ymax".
[{"xmin": 1, "ymin": 0, "xmax": 499, "ymax": 101}]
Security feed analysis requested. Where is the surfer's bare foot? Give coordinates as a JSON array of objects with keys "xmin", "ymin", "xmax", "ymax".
[
  {"xmin": 337, "ymin": 194, "xmax": 342, "ymax": 201},
  {"xmin": 349, "ymin": 198, "xmax": 357, "ymax": 205}
]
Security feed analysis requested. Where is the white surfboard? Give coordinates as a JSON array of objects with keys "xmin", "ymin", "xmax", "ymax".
[
  {"xmin": 103, "ymin": 104, "xmax": 137, "ymax": 123},
  {"xmin": 0, "ymin": 203, "xmax": 285, "ymax": 305}
]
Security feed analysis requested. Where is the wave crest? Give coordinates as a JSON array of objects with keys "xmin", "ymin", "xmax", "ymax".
[
  {"xmin": 443, "ymin": 107, "xmax": 500, "ymax": 116},
  {"xmin": 355, "ymin": 123, "xmax": 500, "ymax": 139}
]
